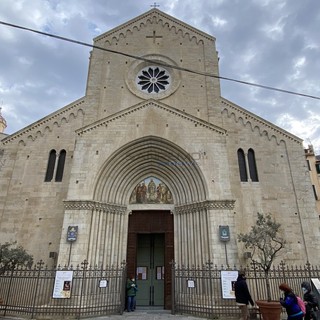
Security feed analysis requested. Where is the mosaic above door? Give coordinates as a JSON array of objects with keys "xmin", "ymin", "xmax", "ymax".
[{"xmin": 129, "ymin": 177, "xmax": 173, "ymax": 204}]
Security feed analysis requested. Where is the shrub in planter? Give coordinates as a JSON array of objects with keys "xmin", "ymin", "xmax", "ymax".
[{"xmin": 238, "ymin": 213, "xmax": 286, "ymax": 320}]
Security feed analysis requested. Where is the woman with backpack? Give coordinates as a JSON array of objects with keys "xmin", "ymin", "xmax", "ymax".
[
  {"xmin": 301, "ymin": 281, "xmax": 319, "ymax": 320},
  {"xmin": 279, "ymin": 283, "xmax": 304, "ymax": 320}
]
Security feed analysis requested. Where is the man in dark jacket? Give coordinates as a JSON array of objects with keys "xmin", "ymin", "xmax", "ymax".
[
  {"xmin": 235, "ymin": 271, "xmax": 254, "ymax": 320},
  {"xmin": 301, "ymin": 281, "xmax": 319, "ymax": 320}
]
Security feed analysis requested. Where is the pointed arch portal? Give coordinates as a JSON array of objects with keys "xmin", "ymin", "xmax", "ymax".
[
  {"xmin": 91, "ymin": 136, "xmax": 210, "ymax": 309},
  {"xmin": 94, "ymin": 136, "xmax": 208, "ymax": 204}
]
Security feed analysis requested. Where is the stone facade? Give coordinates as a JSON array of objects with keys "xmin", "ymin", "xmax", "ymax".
[
  {"xmin": 305, "ymin": 145, "xmax": 320, "ymax": 214},
  {"xmin": 0, "ymin": 9, "xmax": 319, "ymax": 269}
]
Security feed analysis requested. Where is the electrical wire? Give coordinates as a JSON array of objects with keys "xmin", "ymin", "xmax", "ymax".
[{"xmin": 0, "ymin": 20, "xmax": 320, "ymax": 101}]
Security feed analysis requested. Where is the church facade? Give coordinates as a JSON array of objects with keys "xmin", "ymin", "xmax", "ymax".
[{"xmin": 0, "ymin": 9, "xmax": 319, "ymax": 307}]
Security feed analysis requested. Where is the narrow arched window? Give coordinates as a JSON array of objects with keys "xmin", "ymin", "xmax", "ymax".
[
  {"xmin": 237, "ymin": 148, "xmax": 248, "ymax": 182},
  {"xmin": 55, "ymin": 149, "xmax": 66, "ymax": 182},
  {"xmin": 45, "ymin": 150, "xmax": 56, "ymax": 182},
  {"xmin": 248, "ymin": 148, "xmax": 259, "ymax": 182}
]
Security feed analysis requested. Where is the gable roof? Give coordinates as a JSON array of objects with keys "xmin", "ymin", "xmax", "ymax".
[
  {"xmin": 94, "ymin": 8, "xmax": 215, "ymax": 44},
  {"xmin": 221, "ymin": 97, "xmax": 303, "ymax": 144},
  {"xmin": 1, "ymin": 97, "xmax": 86, "ymax": 145},
  {"xmin": 76, "ymin": 99, "xmax": 226, "ymax": 136}
]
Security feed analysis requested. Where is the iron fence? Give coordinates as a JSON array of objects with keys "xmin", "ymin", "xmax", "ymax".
[
  {"xmin": 0, "ymin": 260, "xmax": 127, "ymax": 319},
  {"xmin": 172, "ymin": 261, "xmax": 320, "ymax": 319},
  {"xmin": 1, "ymin": 260, "xmax": 320, "ymax": 319}
]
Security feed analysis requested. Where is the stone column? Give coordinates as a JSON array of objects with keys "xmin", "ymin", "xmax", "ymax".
[
  {"xmin": 174, "ymin": 200, "xmax": 235, "ymax": 266},
  {"xmin": 61, "ymin": 200, "xmax": 126, "ymax": 267},
  {"xmin": 175, "ymin": 202, "xmax": 211, "ymax": 266}
]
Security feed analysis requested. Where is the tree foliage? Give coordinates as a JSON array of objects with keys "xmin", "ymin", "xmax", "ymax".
[
  {"xmin": 0, "ymin": 242, "xmax": 33, "ymax": 273},
  {"xmin": 238, "ymin": 212, "xmax": 285, "ymax": 272},
  {"xmin": 237, "ymin": 212, "xmax": 286, "ymax": 301}
]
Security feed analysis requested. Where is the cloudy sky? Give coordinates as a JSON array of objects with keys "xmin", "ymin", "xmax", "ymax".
[{"xmin": 0, "ymin": 0, "xmax": 319, "ymax": 153}]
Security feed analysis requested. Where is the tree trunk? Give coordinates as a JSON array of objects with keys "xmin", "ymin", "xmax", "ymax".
[{"xmin": 265, "ymin": 271, "xmax": 272, "ymax": 302}]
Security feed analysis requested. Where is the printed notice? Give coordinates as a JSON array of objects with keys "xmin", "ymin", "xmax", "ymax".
[
  {"xmin": 136, "ymin": 266, "xmax": 147, "ymax": 280},
  {"xmin": 99, "ymin": 279, "xmax": 108, "ymax": 288},
  {"xmin": 221, "ymin": 270, "xmax": 238, "ymax": 299},
  {"xmin": 187, "ymin": 280, "xmax": 195, "ymax": 288},
  {"xmin": 53, "ymin": 270, "xmax": 73, "ymax": 298}
]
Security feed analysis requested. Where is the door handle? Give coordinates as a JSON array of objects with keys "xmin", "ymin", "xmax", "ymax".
[{"xmin": 150, "ymin": 285, "xmax": 154, "ymax": 305}]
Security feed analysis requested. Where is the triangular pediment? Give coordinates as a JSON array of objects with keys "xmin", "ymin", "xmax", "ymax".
[
  {"xmin": 94, "ymin": 8, "xmax": 215, "ymax": 45},
  {"xmin": 76, "ymin": 99, "xmax": 226, "ymax": 136}
]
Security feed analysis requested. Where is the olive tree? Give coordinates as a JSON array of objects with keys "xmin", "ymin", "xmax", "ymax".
[
  {"xmin": 0, "ymin": 242, "xmax": 33, "ymax": 273},
  {"xmin": 238, "ymin": 212, "xmax": 286, "ymax": 301}
]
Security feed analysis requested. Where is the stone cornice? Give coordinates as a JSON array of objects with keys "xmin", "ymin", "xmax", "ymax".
[
  {"xmin": 175, "ymin": 200, "xmax": 235, "ymax": 214},
  {"xmin": 94, "ymin": 9, "xmax": 215, "ymax": 45},
  {"xmin": 221, "ymin": 98, "xmax": 302, "ymax": 144},
  {"xmin": 76, "ymin": 99, "xmax": 226, "ymax": 136},
  {"xmin": 2, "ymin": 98, "xmax": 86, "ymax": 145},
  {"xmin": 64, "ymin": 200, "xmax": 126, "ymax": 214}
]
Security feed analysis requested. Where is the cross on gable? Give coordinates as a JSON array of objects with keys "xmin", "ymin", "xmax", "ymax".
[
  {"xmin": 146, "ymin": 30, "xmax": 163, "ymax": 43},
  {"xmin": 150, "ymin": 2, "xmax": 160, "ymax": 8}
]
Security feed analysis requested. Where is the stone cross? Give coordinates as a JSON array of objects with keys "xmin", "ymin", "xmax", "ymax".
[
  {"xmin": 146, "ymin": 30, "xmax": 163, "ymax": 43},
  {"xmin": 150, "ymin": 2, "xmax": 160, "ymax": 8}
]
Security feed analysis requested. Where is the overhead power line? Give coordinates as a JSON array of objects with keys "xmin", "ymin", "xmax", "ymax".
[{"xmin": 1, "ymin": 20, "xmax": 320, "ymax": 101}]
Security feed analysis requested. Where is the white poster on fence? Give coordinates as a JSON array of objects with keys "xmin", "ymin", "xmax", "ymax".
[
  {"xmin": 53, "ymin": 270, "xmax": 73, "ymax": 298},
  {"xmin": 221, "ymin": 270, "xmax": 238, "ymax": 299}
]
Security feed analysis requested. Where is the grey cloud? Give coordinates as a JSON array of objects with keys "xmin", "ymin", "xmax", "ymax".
[{"xmin": 0, "ymin": 0, "xmax": 319, "ymax": 151}]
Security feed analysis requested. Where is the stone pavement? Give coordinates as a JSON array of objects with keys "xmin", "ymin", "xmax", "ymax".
[
  {"xmin": 80, "ymin": 307, "xmax": 238, "ymax": 320},
  {"xmin": 82, "ymin": 309, "xmax": 284, "ymax": 320},
  {"xmin": 0, "ymin": 308, "xmax": 238, "ymax": 320},
  {"xmin": 82, "ymin": 310, "xmax": 232, "ymax": 320},
  {"xmin": 0, "ymin": 308, "xmax": 287, "ymax": 320}
]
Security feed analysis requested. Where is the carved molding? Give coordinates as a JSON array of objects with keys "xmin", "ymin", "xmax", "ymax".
[
  {"xmin": 175, "ymin": 200, "xmax": 235, "ymax": 214},
  {"xmin": 95, "ymin": 9, "xmax": 214, "ymax": 45},
  {"xmin": 77, "ymin": 100, "xmax": 226, "ymax": 136},
  {"xmin": 64, "ymin": 200, "xmax": 127, "ymax": 214},
  {"xmin": 221, "ymin": 98, "xmax": 302, "ymax": 145},
  {"xmin": 2, "ymin": 99, "xmax": 85, "ymax": 145}
]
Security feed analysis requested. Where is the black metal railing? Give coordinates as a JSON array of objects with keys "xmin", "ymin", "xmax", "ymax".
[
  {"xmin": 171, "ymin": 261, "xmax": 320, "ymax": 319},
  {"xmin": 1, "ymin": 260, "xmax": 319, "ymax": 319},
  {"xmin": 0, "ymin": 260, "xmax": 127, "ymax": 319}
]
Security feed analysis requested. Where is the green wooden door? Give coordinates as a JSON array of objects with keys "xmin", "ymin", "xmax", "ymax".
[{"xmin": 136, "ymin": 233, "xmax": 164, "ymax": 306}]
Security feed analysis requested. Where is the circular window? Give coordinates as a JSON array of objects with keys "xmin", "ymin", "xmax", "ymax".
[
  {"xmin": 136, "ymin": 66, "xmax": 171, "ymax": 94},
  {"xmin": 125, "ymin": 54, "xmax": 181, "ymax": 100}
]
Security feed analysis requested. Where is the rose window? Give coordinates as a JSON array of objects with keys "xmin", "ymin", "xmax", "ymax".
[{"xmin": 136, "ymin": 66, "xmax": 171, "ymax": 93}]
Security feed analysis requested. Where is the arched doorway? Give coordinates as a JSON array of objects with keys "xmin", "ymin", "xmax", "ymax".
[
  {"xmin": 92, "ymin": 135, "xmax": 209, "ymax": 270},
  {"xmin": 127, "ymin": 210, "xmax": 173, "ymax": 309}
]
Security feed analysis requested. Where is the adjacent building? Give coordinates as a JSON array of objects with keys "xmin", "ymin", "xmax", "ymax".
[{"xmin": 305, "ymin": 145, "xmax": 320, "ymax": 214}]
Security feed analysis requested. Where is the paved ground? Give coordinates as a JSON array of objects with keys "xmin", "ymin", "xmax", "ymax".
[
  {"xmin": 82, "ymin": 309, "xmax": 237, "ymax": 320},
  {"xmin": 0, "ymin": 315, "xmax": 232, "ymax": 320},
  {"xmin": 0, "ymin": 308, "xmax": 288, "ymax": 320},
  {"xmin": 0, "ymin": 308, "xmax": 238, "ymax": 320}
]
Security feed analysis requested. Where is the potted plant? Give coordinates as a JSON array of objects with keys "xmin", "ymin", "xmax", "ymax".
[{"xmin": 238, "ymin": 212, "xmax": 286, "ymax": 320}]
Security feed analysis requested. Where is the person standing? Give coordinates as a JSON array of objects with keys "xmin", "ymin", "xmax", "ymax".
[
  {"xmin": 126, "ymin": 275, "xmax": 138, "ymax": 312},
  {"xmin": 301, "ymin": 281, "xmax": 319, "ymax": 320},
  {"xmin": 234, "ymin": 271, "xmax": 254, "ymax": 320},
  {"xmin": 279, "ymin": 283, "xmax": 304, "ymax": 320}
]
